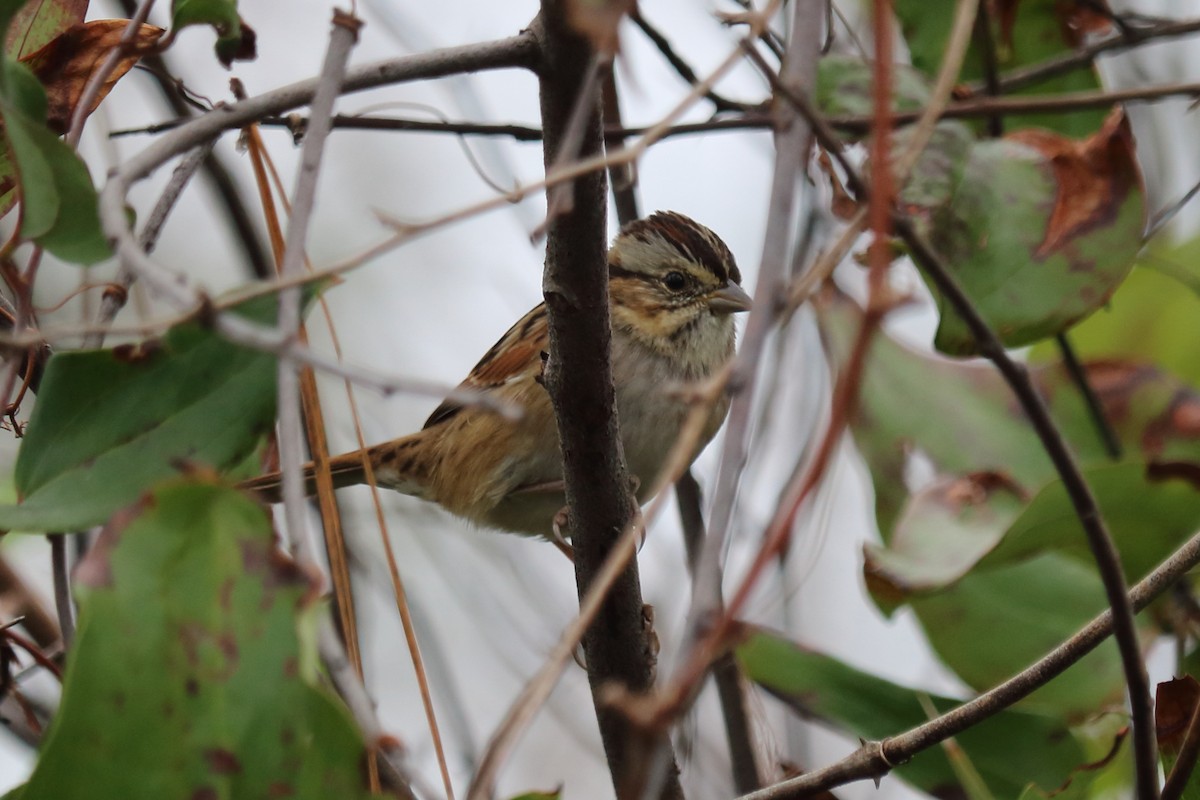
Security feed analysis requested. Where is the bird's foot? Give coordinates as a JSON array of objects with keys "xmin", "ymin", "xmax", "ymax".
[{"xmin": 551, "ymin": 506, "xmax": 575, "ymax": 562}]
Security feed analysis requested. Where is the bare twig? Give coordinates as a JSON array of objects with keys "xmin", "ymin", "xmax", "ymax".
[
  {"xmin": 676, "ymin": 471, "xmax": 761, "ymax": 794},
  {"xmin": 741, "ymin": 524, "xmax": 1200, "ymax": 798},
  {"xmin": 317, "ymin": 618, "xmax": 418, "ymax": 800},
  {"xmin": 276, "ymin": 7, "xmax": 358, "ymax": 575},
  {"xmin": 967, "ymin": 15, "xmax": 1200, "ymax": 96},
  {"xmin": 630, "ymin": 10, "xmax": 756, "ymax": 113},
  {"xmin": 112, "ymin": 78, "xmax": 1200, "ymax": 143},
  {"xmin": 1056, "ymin": 333, "xmax": 1123, "ymax": 460},
  {"xmin": 85, "ymin": 143, "xmax": 212, "ymax": 349},
  {"xmin": 601, "ymin": 66, "xmax": 640, "ymax": 226},
  {"xmin": 116, "ymin": 0, "xmax": 272, "ymax": 278},
  {"xmin": 267, "ymin": 16, "xmax": 420, "ymax": 800},
  {"xmin": 689, "ymin": 0, "xmax": 823, "ymax": 656},
  {"xmin": 47, "ymin": 535, "xmax": 73, "ymax": 649}
]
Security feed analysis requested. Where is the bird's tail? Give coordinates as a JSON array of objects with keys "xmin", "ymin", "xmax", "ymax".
[{"xmin": 238, "ymin": 435, "xmax": 430, "ymax": 503}]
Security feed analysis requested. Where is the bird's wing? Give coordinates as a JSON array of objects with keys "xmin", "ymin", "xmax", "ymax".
[{"xmin": 423, "ymin": 303, "xmax": 549, "ymax": 429}]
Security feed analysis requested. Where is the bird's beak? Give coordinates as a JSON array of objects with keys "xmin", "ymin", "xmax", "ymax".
[{"xmin": 707, "ymin": 283, "xmax": 753, "ymax": 315}]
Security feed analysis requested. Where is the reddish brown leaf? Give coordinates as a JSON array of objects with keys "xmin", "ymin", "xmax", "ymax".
[
  {"xmin": 818, "ymin": 149, "xmax": 859, "ymax": 221},
  {"xmin": 21, "ymin": 19, "xmax": 164, "ymax": 134},
  {"xmin": 994, "ymin": 0, "xmax": 1021, "ymax": 49},
  {"xmin": 4, "ymin": 0, "xmax": 88, "ymax": 59},
  {"xmin": 566, "ymin": 0, "xmax": 635, "ymax": 53},
  {"xmin": 1157, "ymin": 676, "xmax": 1200, "ymax": 757},
  {"xmin": 1007, "ymin": 109, "xmax": 1142, "ymax": 260},
  {"xmin": 995, "ymin": 0, "xmax": 1113, "ymax": 50},
  {"xmin": 1059, "ymin": 0, "xmax": 1115, "ymax": 43}
]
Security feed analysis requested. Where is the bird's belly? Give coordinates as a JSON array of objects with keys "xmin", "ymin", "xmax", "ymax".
[{"xmin": 616, "ymin": 365, "xmax": 728, "ymax": 502}]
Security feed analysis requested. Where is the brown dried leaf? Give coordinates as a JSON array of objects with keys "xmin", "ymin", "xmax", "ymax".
[
  {"xmin": 1006, "ymin": 109, "xmax": 1141, "ymax": 260},
  {"xmin": 1157, "ymin": 676, "xmax": 1200, "ymax": 757},
  {"xmin": 994, "ymin": 0, "xmax": 1113, "ymax": 50},
  {"xmin": 818, "ymin": 149, "xmax": 859, "ymax": 221},
  {"xmin": 1060, "ymin": 0, "xmax": 1115, "ymax": 43},
  {"xmin": 21, "ymin": 19, "xmax": 164, "ymax": 134},
  {"xmin": 566, "ymin": 0, "xmax": 635, "ymax": 54},
  {"xmin": 994, "ymin": 0, "xmax": 1021, "ymax": 49}
]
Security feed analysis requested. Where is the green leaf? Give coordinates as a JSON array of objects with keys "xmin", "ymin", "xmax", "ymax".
[
  {"xmin": 816, "ymin": 55, "xmax": 931, "ymax": 124},
  {"xmin": 894, "ymin": 0, "xmax": 1108, "ymax": 137},
  {"xmin": 736, "ymin": 627, "xmax": 1102, "ymax": 799},
  {"xmin": 0, "ymin": 57, "xmax": 109, "ymax": 262},
  {"xmin": 867, "ymin": 463, "xmax": 1200, "ymax": 607},
  {"xmin": 820, "ymin": 292, "xmax": 1200, "ymax": 542},
  {"xmin": 3, "ymin": 0, "xmax": 87, "ymax": 59},
  {"xmin": 1033, "ymin": 253, "xmax": 1200, "ymax": 388},
  {"xmin": 171, "ymin": 0, "xmax": 256, "ymax": 67},
  {"xmin": 910, "ymin": 553, "xmax": 1129, "ymax": 717},
  {"xmin": 903, "ymin": 114, "xmax": 1145, "ymax": 354},
  {"xmin": 18, "ymin": 481, "xmax": 373, "ymax": 800},
  {"xmin": 821, "ymin": 292, "xmax": 1200, "ymax": 716},
  {"xmin": 1, "ymin": 305, "xmax": 280, "ymax": 532}
]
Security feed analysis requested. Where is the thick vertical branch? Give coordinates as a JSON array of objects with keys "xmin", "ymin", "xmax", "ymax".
[{"xmin": 533, "ymin": 6, "xmax": 682, "ymax": 798}]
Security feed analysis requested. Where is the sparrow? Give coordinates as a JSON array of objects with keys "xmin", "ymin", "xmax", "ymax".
[{"xmin": 242, "ymin": 211, "xmax": 751, "ymax": 538}]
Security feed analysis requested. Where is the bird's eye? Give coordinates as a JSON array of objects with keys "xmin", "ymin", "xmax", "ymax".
[{"xmin": 663, "ymin": 271, "xmax": 687, "ymax": 291}]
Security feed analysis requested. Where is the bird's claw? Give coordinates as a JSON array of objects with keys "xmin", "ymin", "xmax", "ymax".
[{"xmin": 551, "ymin": 506, "xmax": 575, "ymax": 562}]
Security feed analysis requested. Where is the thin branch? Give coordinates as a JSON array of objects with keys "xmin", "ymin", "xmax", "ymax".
[
  {"xmin": 892, "ymin": 221, "xmax": 1159, "ymax": 800},
  {"xmin": 652, "ymin": 2, "xmax": 822, "ymax": 797},
  {"xmin": 741, "ymin": 524, "xmax": 1200, "ymax": 798},
  {"xmin": 47, "ymin": 535, "xmax": 73, "ymax": 649},
  {"xmin": 116, "ymin": 0, "xmax": 272, "ymax": 278},
  {"xmin": 317, "ymin": 618, "xmax": 418, "ymax": 800},
  {"xmin": 676, "ymin": 471, "xmax": 761, "ymax": 794},
  {"xmin": 533, "ymin": 4, "xmax": 682, "ymax": 796},
  {"xmin": 111, "ymin": 78, "xmax": 1200, "ymax": 144},
  {"xmin": 276, "ymin": 6, "xmax": 358, "ymax": 576},
  {"xmin": 776, "ymin": 77, "xmax": 1160, "ymax": 799},
  {"xmin": 601, "ymin": 66, "xmax": 640, "ymax": 226},
  {"xmin": 85, "ymin": 143, "xmax": 212, "ymax": 349},
  {"xmin": 630, "ymin": 10, "xmax": 757, "ymax": 114},
  {"xmin": 830, "ymin": 80, "xmax": 1200, "ymax": 134},
  {"xmin": 967, "ymin": 15, "xmax": 1200, "ymax": 96},
  {"xmin": 1056, "ymin": 333, "xmax": 1123, "ymax": 460},
  {"xmin": 688, "ymin": 0, "xmax": 823, "ymax": 662},
  {"xmin": 267, "ymin": 19, "xmax": 419, "ymax": 800},
  {"xmin": 971, "ymin": 0, "xmax": 1004, "ymax": 138}
]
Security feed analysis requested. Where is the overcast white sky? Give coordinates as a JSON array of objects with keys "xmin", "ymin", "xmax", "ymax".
[{"xmin": 2, "ymin": 0, "xmax": 1199, "ymax": 797}]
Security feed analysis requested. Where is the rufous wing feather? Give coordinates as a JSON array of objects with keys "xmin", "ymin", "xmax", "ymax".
[{"xmin": 424, "ymin": 305, "xmax": 548, "ymax": 428}]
